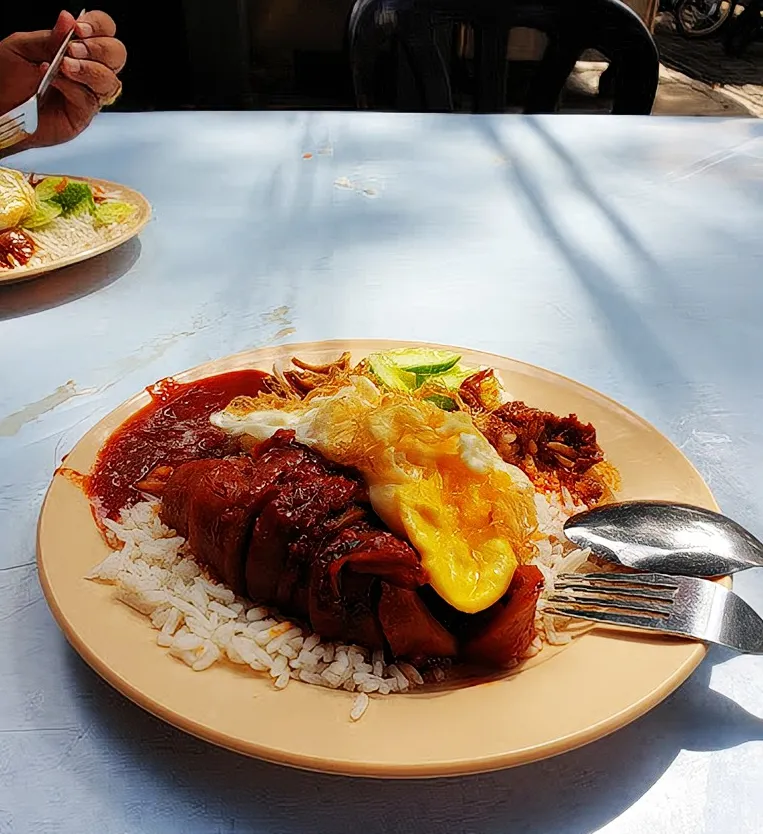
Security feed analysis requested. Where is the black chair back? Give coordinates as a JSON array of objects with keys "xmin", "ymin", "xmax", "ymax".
[{"xmin": 348, "ymin": 0, "xmax": 659, "ymax": 115}]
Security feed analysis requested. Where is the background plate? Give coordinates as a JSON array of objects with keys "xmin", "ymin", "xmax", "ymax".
[
  {"xmin": 37, "ymin": 340, "xmax": 718, "ymax": 778},
  {"xmin": 0, "ymin": 173, "xmax": 151, "ymax": 285}
]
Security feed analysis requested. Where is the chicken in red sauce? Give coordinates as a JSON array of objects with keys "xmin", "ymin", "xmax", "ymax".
[{"xmin": 142, "ymin": 429, "xmax": 540, "ymax": 668}]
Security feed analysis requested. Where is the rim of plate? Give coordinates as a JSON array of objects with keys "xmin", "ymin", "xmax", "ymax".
[
  {"xmin": 0, "ymin": 172, "xmax": 151, "ymax": 286},
  {"xmin": 37, "ymin": 340, "xmax": 719, "ymax": 778}
]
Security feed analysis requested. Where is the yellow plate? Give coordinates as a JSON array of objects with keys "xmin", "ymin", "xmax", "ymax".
[
  {"xmin": 0, "ymin": 173, "xmax": 151, "ymax": 285},
  {"xmin": 37, "ymin": 340, "xmax": 718, "ymax": 778}
]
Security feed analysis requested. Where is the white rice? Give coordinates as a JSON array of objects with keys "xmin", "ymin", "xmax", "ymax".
[
  {"xmin": 531, "ymin": 492, "xmax": 601, "ymax": 646},
  {"xmin": 87, "ymin": 492, "xmax": 595, "ymax": 719},
  {"xmin": 21, "ymin": 197, "xmax": 137, "ymax": 270}
]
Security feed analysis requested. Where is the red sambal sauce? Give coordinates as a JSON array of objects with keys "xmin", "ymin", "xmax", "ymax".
[
  {"xmin": 0, "ymin": 229, "xmax": 36, "ymax": 269},
  {"xmin": 85, "ymin": 370, "xmax": 271, "ymax": 519}
]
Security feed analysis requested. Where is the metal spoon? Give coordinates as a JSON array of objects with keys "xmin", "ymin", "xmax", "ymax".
[{"xmin": 563, "ymin": 501, "xmax": 763, "ymax": 578}]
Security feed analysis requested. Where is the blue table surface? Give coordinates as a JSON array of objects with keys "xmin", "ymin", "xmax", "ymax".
[{"xmin": 2, "ymin": 111, "xmax": 763, "ymax": 834}]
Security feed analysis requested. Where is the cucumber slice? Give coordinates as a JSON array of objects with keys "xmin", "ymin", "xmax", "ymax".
[
  {"xmin": 368, "ymin": 353, "xmax": 416, "ymax": 392},
  {"xmin": 22, "ymin": 200, "xmax": 62, "ymax": 230},
  {"xmin": 436, "ymin": 364, "xmax": 475, "ymax": 391},
  {"xmin": 383, "ymin": 348, "xmax": 461, "ymax": 376}
]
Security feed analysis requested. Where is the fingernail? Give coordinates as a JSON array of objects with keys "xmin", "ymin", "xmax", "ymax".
[
  {"xmin": 68, "ymin": 41, "xmax": 87, "ymax": 59},
  {"xmin": 76, "ymin": 22, "xmax": 93, "ymax": 37},
  {"xmin": 63, "ymin": 57, "xmax": 82, "ymax": 74}
]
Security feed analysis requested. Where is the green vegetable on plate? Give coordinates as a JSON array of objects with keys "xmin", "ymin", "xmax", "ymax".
[
  {"xmin": 50, "ymin": 181, "xmax": 96, "ymax": 216},
  {"xmin": 33, "ymin": 176, "xmax": 67, "ymax": 202},
  {"xmin": 382, "ymin": 348, "xmax": 462, "ymax": 376},
  {"xmin": 22, "ymin": 201, "xmax": 62, "ymax": 230},
  {"xmin": 95, "ymin": 201, "xmax": 136, "ymax": 227},
  {"xmin": 367, "ymin": 353, "xmax": 417, "ymax": 392}
]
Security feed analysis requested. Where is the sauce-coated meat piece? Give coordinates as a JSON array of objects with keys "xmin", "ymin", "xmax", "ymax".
[
  {"xmin": 463, "ymin": 565, "xmax": 543, "ymax": 666},
  {"xmin": 481, "ymin": 401, "xmax": 605, "ymax": 503},
  {"xmin": 183, "ymin": 457, "xmax": 268, "ymax": 593},
  {"xmin": 161, "ymin": 457, "xmax": 265, "ymax": 592},
  {"xmin": 308, "ymin": 523, "xmax": 428, "ymax": 652},
  {"xmin": 378, "ymin": 582, "xmax": 458, "ymax": 663},
  {"xmin": 323, "ymin": 527, "xmax": 427, "ymax": 591},
  {"xmin": 160, "ymin": 460, "xmax": 219, "ymax": 538},
  {"xmin": 278, "ymin": 501, "xmax": 368, "ymax": 619},
  {"xmin": 308, "ymin": 524, "xmax": 386, "ymax": 649},
  {"xmin": 160, "ymin": 430, "xmax": 349, "ymax": 593},
  {"xmin": 246, "ymin": 471, "xmax": 365, "ymax": 612}
]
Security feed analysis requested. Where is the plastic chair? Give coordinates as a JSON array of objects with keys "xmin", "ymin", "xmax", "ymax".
[{"xmin": 347, "ymin": 0, "xmax": 659, "ymax": 115}]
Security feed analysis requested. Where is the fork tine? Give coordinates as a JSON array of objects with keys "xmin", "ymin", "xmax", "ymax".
[
  {"xmin": 546, "ymin": 593, "xmax": 673, "ymax": 616},
  {"xmin": 0, "ymin": 126, "xmax": 23, "ymax": 145},
  {"xmin": 0, "ymin": 130, "xmax": 24, "ymax": 151},
  {"xmin": 0, "ymin": 102, "xmax": 26, "ymax": 123},
  {"xmin": 549, "ymin": 572, "xmax": 763, "ymax": 654},
  {"xmin": 553, "ymin": 577, "xmax": 676, "ymax": 602},
  {"xmin": 0, "ymin": 114, "xmax": 24, "ymax": 139},
  {"xmin": 544, "ymin": 605, "xmax": 673, "ymax": 633},
  {"xmin": 557, "ymin": 572, "xmax": 681, "ymax": 589}
]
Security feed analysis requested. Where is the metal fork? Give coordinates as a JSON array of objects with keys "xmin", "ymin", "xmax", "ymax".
[
  {"xmin": 545, "ymin": 572, "xmax": 763, "ymax": 654},
  {"xmin": 0, "ymin": 10, "xmax": 84, "ymax": 153}
]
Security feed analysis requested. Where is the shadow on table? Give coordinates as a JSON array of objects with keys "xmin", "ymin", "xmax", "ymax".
[
  {"xmin": 64, "ymin": 643, "xmax": 762, "ymax": 834},
  {"xmin": 0, "ymin": 238, "xmax": 141, "ymax": 322},
  {"xmin": 471, "ymin": 117, "xmax": 693, "ymax": 416},
  {"xmin": 467, "ymin": 116, "xmax": 763, "ymax": 477}
]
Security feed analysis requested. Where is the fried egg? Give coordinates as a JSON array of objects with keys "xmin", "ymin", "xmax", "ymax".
[
  {"xmin": 0, "ymin": 168, "xmax": 36, "ymax": 232},
  {"xmin": 211, "ymin": 376, "xmax": 538, "ymax": 613}
]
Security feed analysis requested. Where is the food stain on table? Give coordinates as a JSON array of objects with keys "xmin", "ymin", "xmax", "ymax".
[
  {"xmin": 271, "ymin": 326, "xmax": 297, "ymax": 342},
  {"xmin": 263, "ymin": 305, "xmax": 291, "ymax": 325},
  {"xmin": 104, "ymin": 327, "xmax": 200, "ymax": 380},
  {"xmin": 259, "ymin": 306, "xmax": 296, "ymax": 343},
  {"xmin": 302, "ymin": 147, "xmax": 333, "ymax": 159},
  {"xmin": 333, "ymin": 177, "xmax": 379, "ymax": 198},
  {"xmin": 0, "ymin": 381, "xmax": 96, "ymax": 438}
]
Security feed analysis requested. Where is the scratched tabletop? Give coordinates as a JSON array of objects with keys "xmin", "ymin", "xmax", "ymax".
[{"xmin": 1, "ymin": 112, "xmax": 763, "ymax": 833}]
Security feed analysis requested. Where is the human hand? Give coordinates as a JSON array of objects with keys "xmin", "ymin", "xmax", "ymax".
[{"xmin": 0, "ymin": 10, "xmax": 126, "ymax": 153}]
